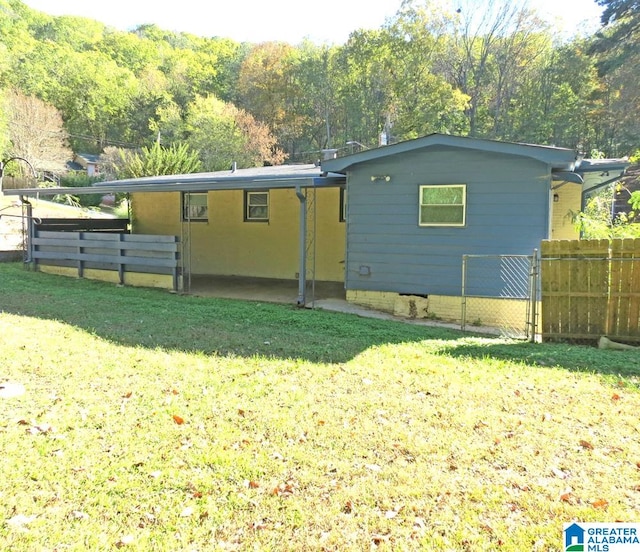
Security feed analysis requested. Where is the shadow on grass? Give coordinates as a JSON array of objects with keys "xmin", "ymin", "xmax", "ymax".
[
  {"xmin": 432, "ymin": 339, "xmax": 640, "ymax": 381},
  {"xmin": 5, "ymin": 266, "xmax": 638, "ymax": 374},
  {"xmin": 0, "ymin": 264, "xmax": 466, "ymax": 364}
]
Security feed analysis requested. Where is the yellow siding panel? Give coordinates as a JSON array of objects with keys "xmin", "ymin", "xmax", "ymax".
[
  {"xmin": 551, "ymin": 184, "xmax": 581, "ymax": 240},
  {"xmin": 38, "ymin": 265, "xmax": 174, "ymax": 290},
  {"xmin": 131, "ymin": 188, "xmax": 345, "ymax": 282}
]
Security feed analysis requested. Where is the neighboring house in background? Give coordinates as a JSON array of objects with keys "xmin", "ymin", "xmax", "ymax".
[
  {"xmin": 3, "ymin": 134, "xmax": 628, "ymax": 322},
  {"xmin": 613, "ymin": 164, "xmax": 640, "ymax": 222},
  {"xmin": 71, "ymin": 153, "xmax": 101, "ymax": 177}
]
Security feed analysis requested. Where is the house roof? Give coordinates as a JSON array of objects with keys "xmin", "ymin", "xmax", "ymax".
[
  {"xmin": 321, "ymin": 133, "xmax": 580, "ymax": 173},
  {"xmin": 3, "ymin": 135, "xmax": 627, "ymax": 200},
  {"xmin": 2, "ymin": 163, "xmax": 346, "ymax": 198},
  {"xmin": 76, "ymin": 153, "xmax": 101, "ymax": 164},
  {"xmin": 575, "ymin": 158, "xmax": 630, "ymax": 194}
]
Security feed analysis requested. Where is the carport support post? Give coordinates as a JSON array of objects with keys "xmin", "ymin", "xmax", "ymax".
[
  {"xmin": 21, "ymin": 195, "xmax": 34, "ymax": 265},
  {"xmin": 295, "ymin": 186, "xmax": 307, "ymax": 306}
]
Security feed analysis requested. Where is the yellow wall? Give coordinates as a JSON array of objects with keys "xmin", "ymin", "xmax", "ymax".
[
  {"xmin": 131, "ymin": 188, "xmax": 345, "ymax": 282},
  {"xmin": 551, "ymin": 183, "xmax": 581, "ymax": 240},
  {"xmin": 346, "ymin": 289, "xmax": 537, "ymax": 331},
  {"xmin": 39, "ymin": 265, "xmax": 175, "ymax": 290}
]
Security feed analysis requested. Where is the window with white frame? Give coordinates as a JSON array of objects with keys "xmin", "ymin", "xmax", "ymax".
[
  {"xmin": 245, "ymin": 190, "xmax": 269, "ymax": 221},
  {"xmin": 182, "ymin": 192, "xmax": 208, "ymax": 221},
  {"xmin": 419, "ymin": 185, "xmax": 466, "ymax": 226}
]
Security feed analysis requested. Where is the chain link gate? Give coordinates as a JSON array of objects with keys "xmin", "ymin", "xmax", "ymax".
[{"xmin": 461, "ymin": 251, "xmax": 539, "ymax": 340}]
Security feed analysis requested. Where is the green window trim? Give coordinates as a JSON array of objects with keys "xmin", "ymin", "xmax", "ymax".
[
  {"xmin": 182, "ymin": 192, "xmax": 208, "ymax": 222},
  {"xmin": 419, "ymin": 184, "xmax": 466, "ymax": 227},
  {"xmin": 244, "ymin": 190, "xmax": 269, "ymax": 222}
]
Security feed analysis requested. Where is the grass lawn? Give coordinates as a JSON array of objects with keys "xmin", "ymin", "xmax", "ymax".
[{"xmin": 1, "ymin": 263, "xmax": 639, "ymax": 551}]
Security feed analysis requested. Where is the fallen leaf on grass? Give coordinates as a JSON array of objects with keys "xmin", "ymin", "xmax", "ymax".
[
  {"xmin": 371, "ymin": 534, "xmax": 390, "ymax": 546},
  {"xmin": 28, "ymin": 423, "xmax": 55, "ymax": 435},
  {"xmin": 271, "ymin": 482, "xmax": 295, "ymax": 497},
  {"xmin": 0, "ymin": 382, "xmax": 25, "ymax": 398},
  {"xmin": 384, "ymin": 506, "xmax": 404, "ymax": 519},
  {"xmin": 115, "ymin": 535, "xmax": 134, "ymax": 548},
  {"xmin": 244, "ymin": 480, "xmax": 260, "ymax": 489},
  {"xmin": 551, "ymin": 467, "xmax": 569, "ymax": 479},
  {"xmin": 250, "ymin": 519, "xmax": 268, "ymax": 530},
  {"xmin": 7, "ymin": 514, "xmax": 37, "ymax": 528},
  {"xmin": 579, "ymin": 440, "xmax": 594, "ymax": 450},
  {"xmin": 611, "ymin": 393, "xmax": 621, "ymax": 401},
  {"xmin": 172, "ymin": 415, "xmax": 185, "ymax": 425},
  {"xmin": 413, "ymin": 517, "xmax": 426, "ymax": 530},
  {"xmin": 591, "ymin": 498, "xmax": 609, "ymax": 509}
]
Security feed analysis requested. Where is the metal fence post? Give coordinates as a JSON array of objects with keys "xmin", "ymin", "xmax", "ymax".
[{"xmin": 461, "ymin": 255, "xmax": 467, "ymax": 332}]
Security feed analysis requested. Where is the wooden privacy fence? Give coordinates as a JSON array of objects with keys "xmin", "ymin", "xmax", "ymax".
[
  {"xmin": 541, "ymin": 238, "xmax": 640, "ymax": 343},
  {"xmin": 31, "ymin": 229, "xmax": 181, "ymax": 291},
  {"xmin": 35, "ymin": 218, "xmax": 130, "ymax": 233}
]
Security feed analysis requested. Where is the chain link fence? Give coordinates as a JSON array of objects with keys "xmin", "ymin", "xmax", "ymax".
[{"xmin": 461, "ymin": 253, "xmax": 538, "ymax": 340}]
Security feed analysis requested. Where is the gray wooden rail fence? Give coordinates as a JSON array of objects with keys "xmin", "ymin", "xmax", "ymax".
[{"xmin": 31, "ymin": 225, "xmax": 181, "ymax": 291}]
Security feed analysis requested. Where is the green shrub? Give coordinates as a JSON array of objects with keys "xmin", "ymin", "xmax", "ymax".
[{"xmin": 58, "ymin": 172, "xmax": 104, "ymax": 207}]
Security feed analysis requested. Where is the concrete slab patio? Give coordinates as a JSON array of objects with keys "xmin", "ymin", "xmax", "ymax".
[
  {"xmin": 188, "ymin": 275, "xmax": 346, "ymax": 305},
  {"xmin": 187, "ymin": 274, "xmax": 492, "ymax": 334}
]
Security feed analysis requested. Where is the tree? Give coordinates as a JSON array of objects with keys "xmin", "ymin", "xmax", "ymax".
[
  {"xmin": 588, "ymin": 0, "xmax": 640, "ymax": 156},
  {"xmin": 331, "ymin": 29, "xmax": 395, "ymax": 147},
  {"xmin": 444, "ymin": 0, "xmax": 550, "ymax": 137},
  {"xmin": 237, "ymin": 42, "xmax": 302, "ymax": 153},
  {"xmin": 3, "ymin": 88, "xmax": 71, "ymax": 172},
  {"xmin": 385, "ymin": 1, "xmax": 469, "ymax": 139},
  {"xmin": 282, "ymin": 41, "xmax": 338, "ymax": 159},
  {"xmin": 574, "ymin": 186, "xmax": 640, "ymax": 238},
  {"xmin": 184, "ymin": 95, "xmax": 285, "ymax": 172}
]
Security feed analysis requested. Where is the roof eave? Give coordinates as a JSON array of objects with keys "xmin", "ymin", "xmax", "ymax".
[
  {"xmin": 2, "ymin": 175, "xmax": 346, "ymax": 198},
  {"xmin": 322, "ymin": 134, "xmax": 578, "ymax": 173}
]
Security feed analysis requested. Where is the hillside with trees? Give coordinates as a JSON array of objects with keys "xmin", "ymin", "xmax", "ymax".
[{"xmin": 0, "ymin": 0, "xmax": 638, "ymax": 178}]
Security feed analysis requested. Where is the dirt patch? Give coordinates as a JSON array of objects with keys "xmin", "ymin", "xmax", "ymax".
[{"xmin": 0, "ymin": 196, "xmax": 116, "ymax": 252}]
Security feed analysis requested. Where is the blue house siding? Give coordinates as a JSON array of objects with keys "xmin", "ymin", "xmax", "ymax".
[{"xmin": 345, "ymin": 147, "xmax": 550, "ymax": 296}]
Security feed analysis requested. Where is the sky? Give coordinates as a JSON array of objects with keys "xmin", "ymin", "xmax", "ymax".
[{"xmin": 22, "ymin": 0, "xmax": 604, "ymax": 45}]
